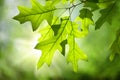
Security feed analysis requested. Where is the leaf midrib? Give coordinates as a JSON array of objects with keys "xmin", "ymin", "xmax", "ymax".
[{"xmin": 19, "ymin": 9, "xmax": 56, "ymax": 18}]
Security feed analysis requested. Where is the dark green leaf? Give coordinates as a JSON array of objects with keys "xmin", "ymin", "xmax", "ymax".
[
  {"xmin": 60, "ymin": 39, "xmax": 67, "ymax": 56},
  {"xmin": 84, "ymin": 2, "xmax": 99, "ymax": 11},
  {"xmin": 51, "ymin": 24, "xmax": 61, "ymax": 36},
  {"xmin": 110, "ymin": 29, "xmax": 120, "ymax": 61},
  {"xmin": 79, "ymin": 8, "xmax": 93, "ymax": 20},
  {"xmin": 95, "ymin": 1, "xmax": 118, "ymax": 29},
  {"xmin": 87, "ymin": 0, "xmax": 99, "ymax": 3}
]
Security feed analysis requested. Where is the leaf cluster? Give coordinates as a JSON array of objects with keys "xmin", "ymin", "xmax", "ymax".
[{"xmin": 13, "ymin": 0, "xmax": 120, "ymax": 71}]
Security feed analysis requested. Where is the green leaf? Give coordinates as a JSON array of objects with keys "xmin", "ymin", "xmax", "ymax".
[
  {"xmin": 62, "ymin": 0, "xmax": 75, "ymax": 3},
  {"xmin": 60, "ymin": 39, "xmax": 67, "ymax": 56},
  {"xmin": 46, "ymin": 0, "xmax": 60, "ymax": 4},
  {"xmin": 13, "ymin": 0, "xmax": 56, "ymax": 31},
  {"xmin": 35, "ymin": 37, "xmax": 62, "ymax": 68},
  {"xmin": 76, "ymin": 9, "xmax": 94, "ymax": 35},
  {"xmin": 97, "ymin": 0, "xmax": 115, "ymax": 9},
  {"xmin": 80, "ymin": 18, "xmax": 93, "ymax": 32},
  {"xmin": 67, "ymin": 35, "xmax": 87, "ymax": 72},
  {"xmin": 66, "ymin": 18, "xmax": 88, "ymax": 72},
  {"xmin": 35, "ymin": 16, "xmax": 88, "ymax": 70},
  {"xmin": 84, "ymin": 2, "xmax": 99, "ymax": 11},
  {"xmin": 87, "ymin": 0, "xmax": 99, "ymax": 3},
  {"xmin": 14, "ymin": 0, "xmax": 90, "ymax": 71},
  {"xmin": 110, "ymin": 29, "xmax": 120, "ymax": 61},
  {"xmin": 109, "ymin": 53, "xmax": 115, "ymax": 61},
  {"xmin": 79, "ymin": 8, "xmax": 93, "ymax": 20},
  {"xmin": 35, "ymin": 17, "xmax": 70, "ymax": 68},
  {"xmin": 51, "ymin": 24, "xmax": 61, "ymax": 36},
  {"xmin": 95, "ymin": 1, "xmax": 117, "ymax": 29},
  {"xmin": 38, "ymin": 25, "xmax": 54, "ymax": 42},
  {"xmin": 79, "ymin": 8, "xmax": 93, "ymax": 33}
]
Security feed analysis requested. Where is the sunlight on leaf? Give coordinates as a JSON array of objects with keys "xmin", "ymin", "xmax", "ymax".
[
  {"xmin": 13, "ymin": 0, "xmax": 120, "ymax": 72},
  {"xmin": 13, "ymin": 0, "xmax": 56, "ymax": 31}
]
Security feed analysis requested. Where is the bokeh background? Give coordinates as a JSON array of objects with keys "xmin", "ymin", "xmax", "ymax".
[{"xmin": 0, "ymin": 0, "xmax": 120, "ymax": 80}]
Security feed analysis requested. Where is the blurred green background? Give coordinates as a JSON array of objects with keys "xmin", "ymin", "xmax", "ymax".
[{"xmin": 0, "ymin": 0, "xmax": 120, "ymax": 80}]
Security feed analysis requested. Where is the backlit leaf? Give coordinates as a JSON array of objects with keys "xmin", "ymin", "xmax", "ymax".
[
  {"xmin": 67, "ymin": 35, "xmax": 87, "ymax": 72},
  {"xmin": 13, "ymin": 0, "xmax": 56, "ymax": 31},
  {"xmin": 13, "ymin": 0, "xmax": 120, "ymax": 72}
]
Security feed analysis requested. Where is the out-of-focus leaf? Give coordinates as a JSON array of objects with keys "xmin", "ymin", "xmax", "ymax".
[
  {"xmin": 95, "ymin": 1, "xmax": 118, "ymax": 30},
  {"xmin": 87, "ymin": 0, "xmax": 99, "ymax": 3},
  {"xmin": 97, "ymin": 0, "xmax": 115, "ymax": 9},
  {"xmin": 110, "ymin": 29, "xmax": 120, "ymax": 61},
  {"xmin": 84, "ymin": 2, "xmax": 99, "ymax": 11},
  {"xmin": 79, "ymin": 8, "xmax": 93, "ymax": 20}
]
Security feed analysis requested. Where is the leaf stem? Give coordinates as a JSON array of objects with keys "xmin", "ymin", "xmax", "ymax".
[{"xmin": 56, "ymin": 2, "xmax": 82, "ymax": 10}]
